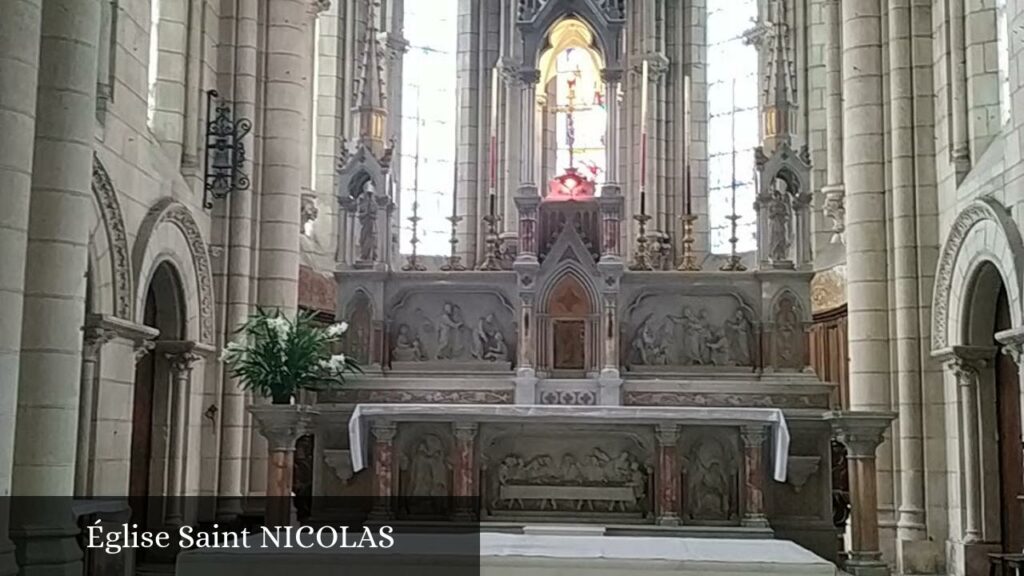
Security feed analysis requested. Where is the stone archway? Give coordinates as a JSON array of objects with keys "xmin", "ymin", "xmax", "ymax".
[{"xmin": 933, "ymin": 198, "xmax": 1024, "ymax": 571}]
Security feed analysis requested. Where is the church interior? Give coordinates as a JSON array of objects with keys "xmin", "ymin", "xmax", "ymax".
[{"xmin": 2, "ymin": 0, "xmax": 1024, "ymax": 575}]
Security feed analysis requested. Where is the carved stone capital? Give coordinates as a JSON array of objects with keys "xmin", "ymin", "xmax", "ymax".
[
  {"xmin": 452, "ymin": 422, "xmax": 478, "ymax": 442},
  {"xmin": 741, "ymin": 425, "xmax": 767, "ymax": 448},
  {"xmin": 134, "ymin": 339, "xmax": 156, "ymax": 363},
  {"xmin": 828, "ymin": 411, "xmax": 896, "ymax": 459},
  {"xmin": 821, "ymin": 183, "xmax": 845, "ymax": 244},
  {"xmin": 600, "ymin": 67, "xmax": 624, "ymax": 85},
  {"xmin": 249, "ymin": 404, "xmax": 318, "ymax": 451},
  {"xmin": 370, "ymin": 421, "xmax": 397, "ymax": 443},
  {"xmin": 310, "ymin": 0, "xmax": 330, "ymax": 15},
  {"xmin": 655, "ymin": 424, "xmax": 679, "ymax": 446},
  {"xmin": 82, "ymin": 326, "xmax": 117, "ymax": 360},
  {"xmin": 996, "ymin": 327, "xmax": 1024, "ymax": 364},
  {"xmin": 166, "ymin": 350, "xmax": 201, "ymax": 375},
  {"xmin": 933, "ymin": 346, "xmax": 996, "ymax": 388},
  {"xmin": 518, "ymin": 68, "xmax": 541, "ymax": 86},
  {"xmin": 634, "ymin": 53, "xmax": 669, "ymax": 81}
]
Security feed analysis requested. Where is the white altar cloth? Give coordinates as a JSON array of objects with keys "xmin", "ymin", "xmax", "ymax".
[
  {"xmin": 177, "ymin": 531, "xmax": 835, "ymax": 576},
  {"xmin": 347, "ymin": 404, "xmax": 790, "ymax": 481}
]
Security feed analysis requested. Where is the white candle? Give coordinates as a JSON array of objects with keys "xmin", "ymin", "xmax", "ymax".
[
  {"xmin": 490, "ymin": 67, "xmax": 499, "ymax": 190},
  {"xmin": 640, "ymin": 60, "xmax": 649, "ymax": 189}
]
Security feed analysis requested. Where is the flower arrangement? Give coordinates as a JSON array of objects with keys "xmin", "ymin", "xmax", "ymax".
[{"xmin": 220, "ymin": 308, "xmax": 361, "ymax": 404}]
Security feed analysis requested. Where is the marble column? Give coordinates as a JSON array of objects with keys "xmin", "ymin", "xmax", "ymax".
[
  {"xmin": 249, "ymin": 405, "xmax": 318, "ymax": 527},
  {"xmin": 0, "ymin": 0, "xmax": 42, "ymax": 562},
  {"xmin": 164, "ymin": 344, "xmax": 200, "ymax": 526},
  {"xmin": 830, "ymin": 411, "xmax": 897, "ymax": 576},
  {"xmin": 935, "ymin": 346, "xmax": 993, "ymax": 543},
  {"xmin": 75, "ymin": 325, "xmax": 117, "ymax": 496},
  {"xmin": 452, "ymin": 423, "xmax": 478, "ymax": 519},
  {"xmin": 10, "ymin": 0, "xmax": 101, "ymax": 573},
  {"xmin": 741, "ymin": 425, "xmax": 768, "ymax": 528},
  {"xmin": 370, "ymin": 421, "xmax": 397, "ymax": 519},
  {"xmin": 217, "ymin": 0, "xmax": 259, "ymax": 522},
  {"xmin": 655, "ymin": 424, "xmax": 680, "ymax": 526},
  {"xmin": 821, "ymin": 0, "xmax": 844, "ymax": 241}
]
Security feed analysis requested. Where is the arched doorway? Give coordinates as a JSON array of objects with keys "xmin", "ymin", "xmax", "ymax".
[
  {"xmin": 129, "ymin": 262, "xmax": 186, "ymax": 530},
  {"xmin": 965, "ymin": 262, "xmax": 1023, "ymax": 553}
]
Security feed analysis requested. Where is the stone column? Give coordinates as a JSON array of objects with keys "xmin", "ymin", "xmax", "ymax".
[
  {"xmin": 500, "ymin": 58, "xmax": 521, "ymax": 236},
  {"xmin": 257, "ymin": 0, "xmax": 320, "ymax": 312},
  {"xmin": 741, "ymin": 425, "xmax": 768, "ymax": 528},
  {"xmin": 830, "ymin": 411, "xmax": 897, "ymax": 576},
  {"xmin": 10, "ymin": 0, "xmax": 101, "ymax": 574},
  {"xmin": 821, "ymin": 0, "xmax": 844, "ymax": 241},
  {"xmin": 164, "ymin": 345, "xmax": 200, "ymax": 526},
  {"xmin": 217, "ymin": 0, "xmax": 259, "ymax": 522},
  {"xmin": 0, "ymin": 0, "xmax": 42, "ymax": 560},
  {"xmin": 935, "ymin": 346, "xmax": 993, "ymax": 543},
  {"xmin": 887, "ymin": 0, "xmax": 928, "ymax": 548},
  {"xmin": 514, "ymin": 193, "xmax": 539, "ymax": 258},
  {"xmin": 249, "ymin": 405, "xmax": 318, "ymax": 527},
  {"xmin": 75, "ymin": 326, "xmax": 117, "ymax": 496},
  {"xmin": 655, "ymin": 424, "xmax": 680, "ymax": 525},
  {"xmin": 949, "ymin": 0, "xmax": 970, "ymax": 176},
  {"xmin": 452, "ymin": 423, "xmax": 478, "ymax": 519},
  {"xmin": 517, "ymin": 69, "xmax": 540, "ymax": 193},
  {"xmin": 370, "ymin": 421, "xmax": 397, "ymax": 518},
  {"xmin": 601, "ymin": 68, "xmax": 622, "ymax": 193}
]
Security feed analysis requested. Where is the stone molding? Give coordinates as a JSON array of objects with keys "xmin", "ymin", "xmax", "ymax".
[
  {"xmin": 133, "ymin": 199, "xmax": 217, "ymax": 344},
  {"xmin": 84, "ymin": 313, "xmax": 159, "ymax": 358},
  {"xmin": 249, "ymin": 405, "xmax": 319, "ymax": 451},
  {"xmin": 932, "ymin": 345, "xmax": 996, "ymax": 384},
  {"xmin": 91, "ymin": 155, "xmax": 134, "ymax": 319},
  {"xmin": 931, "ymin": 198, "xmax": 1024, "ymax": 351}
]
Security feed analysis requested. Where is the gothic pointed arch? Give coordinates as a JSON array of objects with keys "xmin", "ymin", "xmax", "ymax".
[
  {"xmin": 132, "ymin": 198, "xmax": 216, "ymax": 344},
  {"xmin": 517, "ymin": 0, "xmax": 625, "ymax": 70},
  {"xmin": 90, "ymin": 154, "xmax": 134, "ymax": 319},
  {"xmin": 932, "ymin": 197, "xmax": 1024, "ymax": 350}
]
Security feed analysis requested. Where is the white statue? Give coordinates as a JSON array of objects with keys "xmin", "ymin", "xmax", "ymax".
[
  {"xmin": 436, "ymin": 303, "xmax": 467, "ymax": 359},
  {"xmin": 725, "ymin": 309, "xmax": 753, "ymax": 366}
]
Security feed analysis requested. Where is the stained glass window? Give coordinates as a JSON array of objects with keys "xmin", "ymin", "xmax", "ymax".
[
  {"xmin": 399, "ymin": 0, "xmax": 458, "ymax": 256},
  {"xmin": 554, "ymin": 48, "xmax": 606, "ymax": 184},
  {"xmin": 707, "ymin": 0, "xmax": 758, "ymax": 254}
]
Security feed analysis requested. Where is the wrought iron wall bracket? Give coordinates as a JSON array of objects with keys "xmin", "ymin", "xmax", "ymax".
[{"xmin": 203, "ymin": 89, "xmax": 252, "ymax": 209}]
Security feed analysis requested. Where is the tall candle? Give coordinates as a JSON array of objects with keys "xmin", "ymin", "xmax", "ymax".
[
  {"xmin": 640, "ymin": 60, "xmax": 649, "ymax": 189},
  {"xmin": 683, "ymin": 75, "xmax": 691, "ymax": 216},
  {"xmin": 489, "ymin": 192, "xmax": 496, "ymax": 217},
  {"xmin": 490, "ymin": 67, "xmax": 499, "ymax": 191},
  {"xmin": 640, "ymin": 190, "xmax": 646, "ymax": 215}
]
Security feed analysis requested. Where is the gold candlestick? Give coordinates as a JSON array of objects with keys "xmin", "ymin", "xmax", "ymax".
[
  {"xmin": 629, "ymin": 213, "xmax": 654, "ymax": 271},
  {"xmin": 441, "ymin": 214, "xmax": 466, "ymax": 271},
  {"xmin": 677, "ymin": 213, "xmax": 701, "ymax": 271}
]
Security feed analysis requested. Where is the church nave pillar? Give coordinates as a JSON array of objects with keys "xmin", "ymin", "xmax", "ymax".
[
  {"xmin": 655, "ymin": 424, "xmax": 680, "ymax": 526},
  {"xmin": 9, "ymin": 0, "xmax": 101, "ymax": 572},
  {"xmin": 0, "ymin": 0, "xmax": 42, "ymax": 566},
  {"xmin": 740, "ymin": 425, "xmax": 768, "ymax": 528}
]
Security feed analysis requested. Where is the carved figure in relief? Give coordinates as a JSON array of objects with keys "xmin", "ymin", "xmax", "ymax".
[
  {"xmin": 668, "ymin": 307, "xmax": 703, "ymax": 365},
  {"xmin": 630, "ymin": 315, "xmax": 668, "ymax": 366},
  {"xmin": 356, "ymin": 183, "xmax": 378, "ymax": 262},
  {"xmin": 768, "ymin": 183, "xmax": 792, "ymax": 262},
  {"xmin": 404, "ymin": 434, "xmax": 449, "ymax": 497},
  {"xmin": 392, "ymin": 324, "xmax": 425, "ymax": 361},
  {"xmin": 687, "ymin": 442, "xmax": 731, "ymax": 520},
  {"xmin": 706, "ymin": 326, "xmax": 731, "ymax": 366},
  {"xmin": 725, "ymin": 309, "xmax": 753, "ymax": 366},
  {"xmin": 472, "ymin": 313, "xmax": 509, "ymax": 362},
  {"xmin": 436, "ymin": 302, "xmax": 467, "ymax": 360},
  {"xmin": 776, "ymin": 297, "xmax": 801, "ymax": 367}
]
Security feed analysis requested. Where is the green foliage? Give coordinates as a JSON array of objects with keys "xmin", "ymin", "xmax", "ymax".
[{"xmin": 220, "ymin": 307, "xmax": 361, "ymax": 403}]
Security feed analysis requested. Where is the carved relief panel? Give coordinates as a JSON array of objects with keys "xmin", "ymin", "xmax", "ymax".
[
  {"xmin": 387, "ymin": 290, "xmax": 516, "ymax": 370},
  {"xmin": 397, "ymin": 423, "xmax": 453, "ymax": 517},
  {"xmin": 343, "ymin": 291, "xmax": 373, "ymax": 364},
  {"xmin": 771, "ymin": 292, "xmax": 807, "ymax": 370},
  {"xmin": 479, "ymin": 425, "xmax": 654, "ymax": 520},
  {"xmin": 679, "ymin": 428, "xmax": 741, "ymax": 525},
  {"xmin": 623, "ymin": 293, "xmax": 758, "ymax": 370}
]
